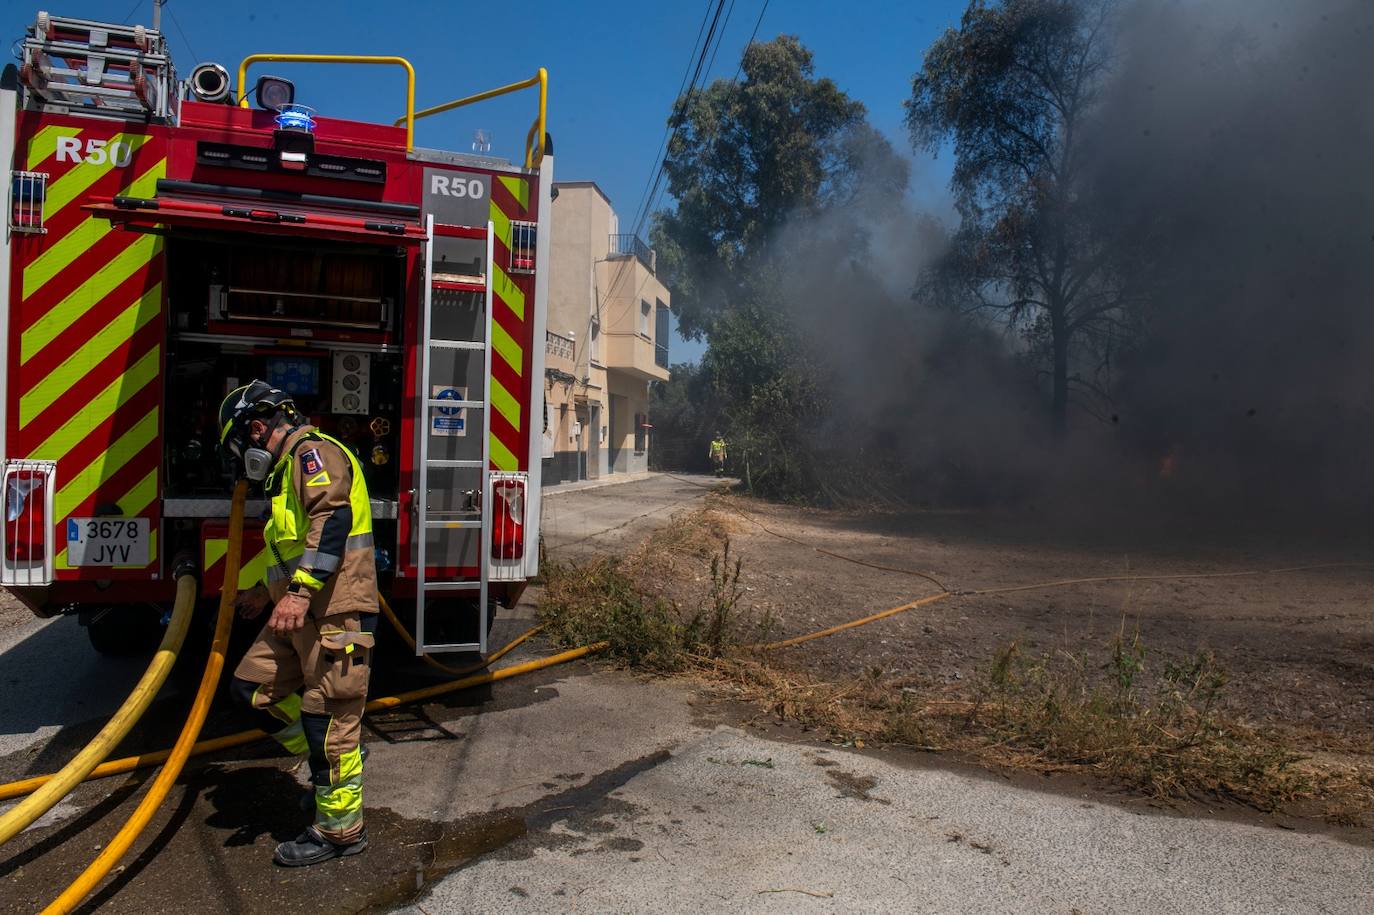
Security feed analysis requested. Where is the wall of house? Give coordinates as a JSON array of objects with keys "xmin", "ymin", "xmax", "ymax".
[
  {"xmin": 548, "ymin": 182, "xmax": 667, "ymax": 479},
  {"xmin": 607, "ymin": 372, "xmax": 651, "ymax": 475},
  {"xmin": 541, "ymin": 380, "xmax": 581, "ymax": 486}
]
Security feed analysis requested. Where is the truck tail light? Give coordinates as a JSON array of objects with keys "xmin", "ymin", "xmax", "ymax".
[
  {"xmin": 5, "ymin": 469, "xmax": 48, "ymax": 561},
  {"xmin": 491, "ymin": 477, "xmax": 526, "ymax": 561}
]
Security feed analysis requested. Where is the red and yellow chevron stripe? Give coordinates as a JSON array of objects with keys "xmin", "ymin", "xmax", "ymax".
[
  {"xmin": 11, "ymin": 117, "xmax": 167, "ymax": 577},
  {"xmin": 203, "ymin": 536, "xmax": 271, "ymax": 596},
  {"xmin": 488, "ymin": 175, "xmax": 533, "ymax": 472}
]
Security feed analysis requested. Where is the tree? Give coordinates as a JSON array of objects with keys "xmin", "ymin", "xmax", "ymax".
[
  {"xmin": 647, "ymin": 362, "xmax": 716, "ymax": 472},
  {"xmin": 906, "ymin": 0, "xmax": 1124, "ymax": 435},
  {"xmin": 651, "ymin": 36, "xmax": 915, "ymax": 499},
  {"xmin": 653, "ymin": 36, "xmax": 867, "ymax": 340}
]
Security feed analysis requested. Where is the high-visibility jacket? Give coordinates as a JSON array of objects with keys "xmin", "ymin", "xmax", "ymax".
[{"xmin": 263, "ymin": 426, "xmax": 377, "ymax": 618}]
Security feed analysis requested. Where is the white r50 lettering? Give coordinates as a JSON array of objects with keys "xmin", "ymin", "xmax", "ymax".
[
  {"xmin": 55, "ymin": 136, "xmax": 134, "ymax": 167},
  {"xmin": 429, "ymin": 175, "xmax": 485, "ymax": 199}
]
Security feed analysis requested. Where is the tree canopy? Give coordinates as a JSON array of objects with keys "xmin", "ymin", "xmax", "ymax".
[
  {"xmin": 654, "ymin": 35, "xmax": 867, "ymax": 340},
  {"xmin": 648, "ymin": 35, "xmax": 909, "ymax": 498},
  {"xmin": 907, "ymin": 0, "xmax": 1124, "ymax": 434}
]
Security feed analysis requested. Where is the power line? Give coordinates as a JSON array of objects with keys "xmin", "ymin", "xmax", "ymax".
[
  {"xmin": 574, "ymin": 1, "xmax": 717, "ymax": 376},
  {"xmin": 165, "ymin": 3, "xmax": 200, "ymax": 64},
  {"xmin": 626, "ymin": 0, "xmax": 716, "ymax": 242},
  {"xmin": 702, "ymin": 0, "xmax": 739, "ymax": 86},
  {"xmin": 629, "ymin": 0, "xmax": 725, "ymax": 237},
  {"xmin": 733, "ymin": 0, "xmax": 772, "ymax": 83},
  {"xmin": 630, "ymin": 0, "xmax": 729, "ymax": 240},
  {"xmin": 635, "ymin": 0, "xmax": 766, "ymax": 238}
]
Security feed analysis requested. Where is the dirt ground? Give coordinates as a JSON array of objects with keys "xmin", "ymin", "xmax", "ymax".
[
  {"xmin": 3, "ymin": 474, "xmax": 1372, "ymax": 912},
  {"xmin": 682, "ymin": 486, "xmax": 1374, "ymax": 751}
]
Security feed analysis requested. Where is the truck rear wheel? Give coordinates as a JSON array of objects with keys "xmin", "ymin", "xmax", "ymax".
[{"xmin": 81, "ymin": 604, "xmax": 165, "ymax": 657}]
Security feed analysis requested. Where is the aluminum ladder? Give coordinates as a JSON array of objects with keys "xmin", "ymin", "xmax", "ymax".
[
  {"xmin": 19, "ymin": 12, "xmax": 176, "ymax": 120},
  {"xmin": 415, "ymin": 215, "xmax": 494, "ymax": 654}
]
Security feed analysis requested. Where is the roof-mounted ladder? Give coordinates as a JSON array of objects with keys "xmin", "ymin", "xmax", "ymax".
[{"xmin": 18, "ymin": 12, "xmax": 176, "ymax": 120}]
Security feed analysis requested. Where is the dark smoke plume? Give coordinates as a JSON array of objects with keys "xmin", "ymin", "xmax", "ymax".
[
  {"xmin": 778, "ymin": 0, "xmax": 1374, "ymax": 520},
  {"xmin": 1086, "ymin": 0, "xmax": 1374, "ymax": 519}
]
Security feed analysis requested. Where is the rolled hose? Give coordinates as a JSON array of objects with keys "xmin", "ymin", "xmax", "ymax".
[
  {"xmin": 41, "ymin": 479, "xmax": 248, "ymax": 913},
  {"xmin": 0, "ymin": 563, "xmax": 201, "ymax": 846}
]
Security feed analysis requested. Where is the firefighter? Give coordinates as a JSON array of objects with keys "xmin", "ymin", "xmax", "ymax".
[
  {"xmin": 709, "ymin": 432, "xmax": 728, "ymax": 477},
  {"xmin": 219, "ymin": 380, "xmax": 377, "ymax": 866}
]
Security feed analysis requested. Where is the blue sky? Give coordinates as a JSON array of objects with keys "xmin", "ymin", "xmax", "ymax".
[{"xmin": 13, "ymin": 0, "xmax": 967, "ymax": 362}]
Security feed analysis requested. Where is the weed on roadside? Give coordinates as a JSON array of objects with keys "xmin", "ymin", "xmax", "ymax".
[
  {"xmin": 539, "ymin": 510, "xmax": 761, "ymax": 670},
  {"xmin": 960, "ymin": 634, "xmax": 1315, "ymax": 807},
  {"xmin": 537, "ymin": 507, "xmax": 1374, "ymax": 823},
  {"xmin": 708, "ymin": 634, "xmax": 1374, "ymax": 819}
]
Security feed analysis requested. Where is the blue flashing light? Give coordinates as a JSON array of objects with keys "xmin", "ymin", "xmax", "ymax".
[{"xmin": 274, "ymin": 104, "xmax": 316, "ymax": 133}]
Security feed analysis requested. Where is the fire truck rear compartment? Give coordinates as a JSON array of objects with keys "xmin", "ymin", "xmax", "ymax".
[
  {"xmin": 160, "ymin": 229, "xmax": 407, "ymax": 567},
  {"xmin": 157, "ymin": 228, "xmax": 500, "ymax": 643}
]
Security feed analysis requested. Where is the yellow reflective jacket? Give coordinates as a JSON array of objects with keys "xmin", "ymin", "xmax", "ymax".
[{"xmin": 263, "ymin": 426, "xmax": 376, "ymax": 618}]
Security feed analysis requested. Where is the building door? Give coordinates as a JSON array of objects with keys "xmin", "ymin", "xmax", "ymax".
[
  {"xmin": 586, "ymin": 404, "xmax": 601, "ymax": 479},
  {"xmin": 574, "ymin": 405, "xmax": 588, "ymax": 482},
  {"xmin": 608, "ymin": 395, "xmax": 623, "ymax": 474}
]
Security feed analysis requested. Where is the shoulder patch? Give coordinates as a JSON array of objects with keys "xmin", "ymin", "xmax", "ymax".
[
  {"xmin": 300, "ymin": 448, "xmax": 323, "ymax": 476},
  {"xmin": 306, "ymin": 470, "xmax": 333, "ymax": 487}
]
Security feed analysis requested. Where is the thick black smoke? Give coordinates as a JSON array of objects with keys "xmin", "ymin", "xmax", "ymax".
[
  {"xmin": 774, "ymin": 0, "xmax": 1374, "ymax": 520},
  {"xmin": 772, "ymin": 152, "xmax": 1062, "ymax": 507},
  {"xmin": 1087, "ymin": 0, "xmax": 1374, "ymax": 519}
]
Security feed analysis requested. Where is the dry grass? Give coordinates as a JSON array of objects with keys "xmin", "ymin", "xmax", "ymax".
[
  {"xmin": 539, "ymin": 508, "xmax": 1374, "ymax": 823},
  {"xmin": 706, "ymin": 641, "xmax": 1374, "ymax": 822},
  {"xmin": 539, "ymin": 508, "xmax": 764, "ymax": 670}
]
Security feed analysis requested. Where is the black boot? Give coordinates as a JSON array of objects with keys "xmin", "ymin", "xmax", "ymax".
[{"xmin": 273, "ymin": 825, "xmax": 368, "ymax": 866}]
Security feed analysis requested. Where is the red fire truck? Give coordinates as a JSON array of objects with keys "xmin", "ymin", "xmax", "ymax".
[{"xmin": 1, "ymin": 11, "xmax": 550, "ymax": 656}]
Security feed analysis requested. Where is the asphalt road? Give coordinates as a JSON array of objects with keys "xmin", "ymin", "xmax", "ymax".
[
  {"xmin": 2, "ymin": 473, "xmax": 1370, "ymax": 913},
  {"xmin": 407, "ymin": 727, "xmax": 1374, "ymax": 914}
]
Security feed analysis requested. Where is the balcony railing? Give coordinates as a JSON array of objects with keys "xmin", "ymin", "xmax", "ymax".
[
  {"xmin": 608, "ymin": 234, "xmax": 656, "ymax": 273},
  {"xmin": 546, "ymin": 330, "xmax": 575, "ymax": 360}
]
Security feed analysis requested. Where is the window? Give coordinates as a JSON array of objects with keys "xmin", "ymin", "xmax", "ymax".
[
  {"xmin": 510, "ymin": 221, "xmax": 537, "ymax": 273},
  {"xmin": 634, "ymin": 413, "xmax": 648, "ymax": 453},
  {"xmin": 655, "ymin": 301, "xmax": 670, "ymax": 368},
  {"xmin": 640, "ymin": 300, "xmax": 651, "ymax": 337}
]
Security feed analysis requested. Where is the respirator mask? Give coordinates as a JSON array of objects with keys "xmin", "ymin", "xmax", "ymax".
[
  {"xmin": 220, "ymin": 380, "xmax": 302, "ymax": 483},
  {"xmin": 224, "ymin": 422, "xmax": 278, "ymax": 482}
]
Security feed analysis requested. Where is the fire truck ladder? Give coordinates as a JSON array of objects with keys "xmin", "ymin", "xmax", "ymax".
[
  {"xmin": 415, "ymin": 215, "xmax": 493, "ymax": 655},
  {"xmin": 18, "ymin": 13, "xmax": 175, "ymax": 120}
]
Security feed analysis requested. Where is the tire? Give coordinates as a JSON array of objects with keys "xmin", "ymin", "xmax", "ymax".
[{"xmin": 81, "ymin": 604, "xmax": 165, "ymax": 657}]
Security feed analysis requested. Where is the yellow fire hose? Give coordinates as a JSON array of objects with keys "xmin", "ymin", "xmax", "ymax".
[
  {"xmin": 0, "ymin": 623, "xmax": 551, "ymax": 802},
  {"xmin": 0, "ymin": 563, "xmax": 201, "ymax": 846},
  {"xmin": 377, "ymin": 591, "xmax": 542, "ymax": 677},
  {"xmin": 40, "ymin": 480, "xmax": 248, "ymax": 913},
  {"xmin": 7, "ymin": 550, "xmax": 1365, "ymax": 806}
]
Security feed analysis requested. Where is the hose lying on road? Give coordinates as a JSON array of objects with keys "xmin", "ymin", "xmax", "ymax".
[
  {"xmin": 0, "ymin": 566, "xmax": 200, "ymax": 846},
  {"xmin": 377, "ymin": 591, "xmax": 544, "ymax": 677},
  {"xmin": 0, "ymin": 624, "xmax": 560, "ymax": 802},
  {"xmin": 752, "ymin": 592, "xmax": 953, "ymax": 651},
  {"xmin": 40, "ymin": 479, "xmax": 248, "ymax": 914}
]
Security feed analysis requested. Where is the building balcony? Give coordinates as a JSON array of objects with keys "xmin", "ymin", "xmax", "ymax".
[
  {"xmin": 604, "ymin": 332, "xmax": 670, "ymax": 382},
  {"xmin": 545, "ymin": 330, "xmax": 576, "ymax": 379},
  {"xmin": 608, "ymin": 234, "xmax": 656, "ymax": 273}
]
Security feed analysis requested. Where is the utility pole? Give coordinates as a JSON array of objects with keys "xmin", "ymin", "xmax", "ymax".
[{"xmin": 152, "ymin": 0, "xmax": 162, "ymax": 32}]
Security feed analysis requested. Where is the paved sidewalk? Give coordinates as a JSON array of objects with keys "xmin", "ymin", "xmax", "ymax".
[{"xmin": 541, "ymin": 470, "xmax": 657, "ymax": 496}]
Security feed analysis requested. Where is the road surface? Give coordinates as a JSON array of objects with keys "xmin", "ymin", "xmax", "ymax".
[{"xmin": 1, "ymin": 473, "xmax": 1369, "ymax": 913}]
